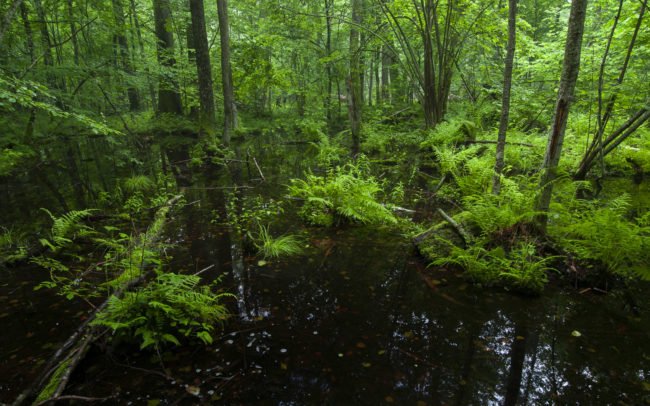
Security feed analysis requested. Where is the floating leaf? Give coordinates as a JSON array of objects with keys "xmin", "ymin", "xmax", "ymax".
[{"xmin": 571, "ymin": 330, "xmax": 582, "ymax": 337}]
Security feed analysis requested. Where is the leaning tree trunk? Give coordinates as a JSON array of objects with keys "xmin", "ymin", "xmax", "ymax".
[
  {"xmin": 492, "ymin": 0, "xmax": 517, "ymax": 195},
  {"xmin": 189, "ymin": 0, "xmax": 216, "ymax": 140},
  {"xmin": 535, "ymin": 0, "xmax": 588, "ymax": 229},
  {"xmin": 217, "ymin": 0, "xmax": 236, "ymax": 146}
]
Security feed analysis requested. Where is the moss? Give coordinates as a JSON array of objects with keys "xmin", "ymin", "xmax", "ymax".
[{"xmin": 33, "ymin": 358, "xmax": 71, "ymax": 404}]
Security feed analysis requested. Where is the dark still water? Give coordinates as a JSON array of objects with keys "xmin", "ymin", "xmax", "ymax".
[{"xmin": 1, "ymin": 188, "xmax": 649, "ymax": 405}]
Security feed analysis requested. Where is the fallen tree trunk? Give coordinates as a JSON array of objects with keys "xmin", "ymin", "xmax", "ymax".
[{"xmin": 10, "ymin": 194, "xmax": 183, "ymax": 406}]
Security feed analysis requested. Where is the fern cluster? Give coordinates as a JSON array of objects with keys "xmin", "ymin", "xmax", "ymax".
[
  {"xmin": 92, "ymin": 273, "xmax": 234, "ymax": 350},
  {"xmin": 38, "ymin": 208, "xmax": 95, "ymax": 251},
  {"xmin": 288, "ymin": 161, "xmax": 397, "ymax": 227},
  {"xmin": 550, "ymin": 194, "xmax": 650, "ymax": 279}
]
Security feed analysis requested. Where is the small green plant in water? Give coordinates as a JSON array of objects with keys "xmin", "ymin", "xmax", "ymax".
[
  {"xmin": 92, "ymin": 273, "xmax": 234, "ymax": 350},
  {"xmin": 254, "ymin": 225, "xmax": 303, "ymax": 259}
]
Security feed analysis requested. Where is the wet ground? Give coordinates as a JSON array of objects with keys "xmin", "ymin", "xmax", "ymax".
[{"xmin": 1, "ymin": 145, "xmax": 649, "ymax": 405}]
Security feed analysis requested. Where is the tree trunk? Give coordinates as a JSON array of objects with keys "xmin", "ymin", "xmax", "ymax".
[
  {"xmin": 153, "ymin": 0, "xmax": 189, "ymax": 185},
  {"xmin": 153, "ymin": 0, "xmax": 183, "ymax": 116},
  {"xmin": 491, "ymin": 0, "xmax": 517, "ymax": 195},
  {"xmin": 112, "ymin": 0, "xmax": 140, "ymax": 111},
  {"xmin": 189, "ymin": 0, "xmax": 216, "ymax": 140},
  {"xmin": 0, "ymin": 0, "xmax": 24, "ymax": 45},
  {"xmin": 217, "ymin": 0, "xmax": 236, "ymax": 146},
  {"xmin": 348, "ymin": 0, "xmax": 363, "ymax": 155},
  {"xmin": 325, "ymin": 0, "xmax": 333, "ymax": 129},
  {"xmin": 131, "ymin": 0, "xmax": 157, "ymax": 110},
  {"xmin": 381, "ymin": 46, "xmax": 391, "ymax": 102},
  {"xmin": 535, "ymin": 0, "xmax": 588, "ymax": 229}
]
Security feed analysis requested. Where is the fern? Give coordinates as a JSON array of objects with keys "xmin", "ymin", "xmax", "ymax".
[
  {"xmin": 39, "ymin": 208, "xmax": 95, "ymax": 250},
  {"xmin": 288, "ymin": 160, "xmax": 397, "ymax": 227},
  {"xmin": 92, "ymin": 273, "xmax": 234, "ymax": 350},
  {"xmin": 551, "ymin": 194, "xmax": 650, "ymax": 279}
]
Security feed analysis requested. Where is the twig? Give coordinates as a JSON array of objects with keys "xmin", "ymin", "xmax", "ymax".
[
  {"xmin": 436, "ymin": 208, "xmax": 473, "ymax": 245},
  {"xmin": 464, "ymin": 140, "xmax": 534, "ymax": 147},
  {"xmin": 32, "ymin": 395, "xmax": 116, "ymax": 406},
  {"xmin": 246, "ymin": 147, "xmax": 266, "ymax": 182},
  {"xmin": 193, "ymin": 264, "xmax": 215, "ymax": 277}
]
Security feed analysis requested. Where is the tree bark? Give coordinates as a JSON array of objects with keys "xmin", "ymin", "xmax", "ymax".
[
  {"xmin": 0, "ymin": 0, "xmax": 24, "ymax": 45},
  {"xmin": 348, "ymin": 0, "xmax": 363, "ymax": 155},
  {"xmin": 491, "ymin": 0, "xmax": 517, "ymax": 195},
  {"xmin": 112, "ymin": 0, "xmax": 140, "ymax": 111},
  {"xmin": 217, "ymin": 0, "xmax": 236, "ymax": 146},
  {"xmin": 189, "ymin": 0, "xmax": 216, "ymax": 140},
  {"xmin": 535, "ymin": 0, "xmax": 588, "ymax": 229},
  {"xmin": 153, "ymin": 0, "xmax": 183, "ymax": 116}
]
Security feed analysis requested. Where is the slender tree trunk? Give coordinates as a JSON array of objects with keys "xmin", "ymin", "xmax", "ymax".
[
  {"xmin": 0, "ymin": 0, "xmax": 24, "ymax": 45},
  {"xmin": 575, "ymin": 1, "xmax": 646, "ymax": 180},
  {"xmin": 422, "ymin": 0, "xmax": 439, "ymax": 129},
  {"xmin": 217, "ymin": 0, "xmax": 236, "ymax": 146},
  {"xmin": 348, "ymin": 0, "xmax": 363, "ymax": 155},
  {"xmin": 65, "ymin": 0, "xmax": 79, "ymax": 65},
  {"xmin": 113, "ymin": 0, "xmax": 140, "ymax": 111},
  {"xmin": 535, "ymin": 0, "xmax": 588, "ymax": 229},
  {"xmin": 153, "ymin": 0, "xmax": 190, "ymax": 186},
  {"xmin": 325, "ymin": 0, "xmax": 333, "ymax": 129},
  {"xmin": 19, "ymin": 2, "xmax": 33, "ymax": 62},
  {"xmin": 131, "ymin": 0, "xmax": 157, "ymax": 110},
  {"xmin": 189, "ymin": 0, "xmax": 216, "ymax": 140},
  {"xmin": 153, "ymin": 0, "xmax": 183, "ymax": 115},
  {"xmin": 381, "ymin": 45, "xmax": 391, "ymax": 102},
  {"xmin": 492, "ymin": 0, "xmax": 517, "ymax": 195}
]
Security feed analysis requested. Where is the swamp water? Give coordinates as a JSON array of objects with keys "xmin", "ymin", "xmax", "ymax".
[{"xmin": 1, "ymin": 148, "xmax": 649, "ymax": 405}]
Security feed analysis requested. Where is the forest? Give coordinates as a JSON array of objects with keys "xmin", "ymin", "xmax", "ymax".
[{"xmin": 0, "ymin": 0, "xmax": 649, "ymax": 404}]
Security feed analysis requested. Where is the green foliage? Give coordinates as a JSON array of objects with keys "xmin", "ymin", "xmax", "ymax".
[
  {"xmin": 288, "ymin": 159, "xmax": 397, "ymax": 227},
  {"xmin": 38, "ymin": 209, "xmax": 95, "ymax": 251},
  {"xmin": 462, "ymin": 177, "xmax": 541, "ymax": 235},
  {"xmin": 551, "ymin": 194, "xmax": 650, "ymax": 279},
  {"xmin": 497, "ymin": 242, "xmax": 559, "ymax": 295},
  {"xmin": 92, "ymin": 273, "xmax": 234, "ymax": 350},
  {"xmin": 430, "ymin": 240, "xmax": 556, "ymax": 295},
  {"xmin": 252, "ymin": 225, "xmax": 303, "ymax": 259},
  {"xmin": 123, "ymin": 175, "xmax": 156, "ymax": 194}
]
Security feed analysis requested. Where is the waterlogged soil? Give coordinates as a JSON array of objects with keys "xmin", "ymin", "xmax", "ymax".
[{"xmin": 2, "ymin": 188, "xmax": 649, "ymax": 406}]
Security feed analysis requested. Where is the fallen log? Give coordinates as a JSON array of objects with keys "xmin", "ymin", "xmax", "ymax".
[
  {"xmin": 11, "ymin": 194, "xmax": 183, "ymax": 406},
  {"xmin": 464, "ymin": 140, "xmax": 534, "ymax": 147}
]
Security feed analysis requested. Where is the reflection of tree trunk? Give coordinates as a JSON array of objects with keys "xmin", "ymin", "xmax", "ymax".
[
  {"xmin": 522, "ymin": 329, "xmax": 540, "ymax": 404},
  {"xmin": 455, "ymin": 324, "xmax": 478, "ymax": 405},
  {"xmin": 504, "ymin": 319, "xmax": 528, "ymax": 406}
]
